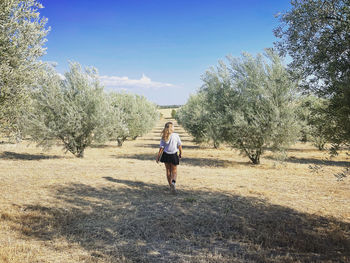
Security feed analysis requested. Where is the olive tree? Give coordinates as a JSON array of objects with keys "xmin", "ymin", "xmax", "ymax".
[
  {"xmin": 108, "ymin": 93, "xmax": 129, "ymax": 146},
  {"xmin": 199, "ymin": 60, "xmax": 234, "ymax": 148},
  {"xmin": 176, "ymin": 83, "xmax": 226, "ymax": 148},
  {"xmin": 221, "ymin": 50, "xmax": 299, "ymax": 164},
  {"xmin": 26, "ymin": 63, "xmax": 111, "ymax": 157},
  {"xmin": 274, "ymin": 0, "xmax": 350, "ymax": 150},
  {"xmin": 0, "ymin": 0, "xmax": 49, "ymax": 138},
  {"xmin": 180, "ymin": 50, "xmax": 299, "ymax": 164},
  {"xmin": 134, "ymin": 95, "xmax": 159, "ymax": 138},
  {"xmin": 109, "ymin": 92, "xmax": 158, "ymax": 146},
  {"xmin": 175, "ymin": 93, "xmax": 210, "ymax": 145},
  {"xmin": 296, "ymin": 95, "xmax": 329, "ymax": 150},
  {"xmin": 309, "ymin": 98, "xmax": 329, "ymax": 150}
]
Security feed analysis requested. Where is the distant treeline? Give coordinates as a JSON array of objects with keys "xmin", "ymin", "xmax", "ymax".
[{"xmin": 157, "ymin": 105, "xmax": 182, "ymax": 109}]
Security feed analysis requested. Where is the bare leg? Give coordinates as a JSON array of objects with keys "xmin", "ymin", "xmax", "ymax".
[
  {"xmin": 165, "ymin": 163, "xmax": 172, "ymax": 186},
  {"xmin": 170, "ymin": 164, "xmax": 177, "ymax": 183}
]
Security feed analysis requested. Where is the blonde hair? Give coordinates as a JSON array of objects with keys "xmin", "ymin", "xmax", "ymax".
[{"xmin": 161, "ymin": 122, "xmax": 173, "ymax": 142}]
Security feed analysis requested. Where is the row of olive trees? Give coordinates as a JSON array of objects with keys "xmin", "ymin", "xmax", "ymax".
[
  {"xmin": 109, "ymin": 92, "xmax": 159, "ymax": 146},
  {"xmin": 24, "ymin": 63, "xmax": 159, "ymax": 158},
  {"xmin": 0, "ymin": 0, "xmax": 158, "ymax": 158},
  {"xmin": 177, "ymin": 50, "xmax": 300, "ymax": 164}
]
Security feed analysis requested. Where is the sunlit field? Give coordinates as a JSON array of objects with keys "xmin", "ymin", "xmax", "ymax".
[{"xmin": 0, "ymin": 109, "xmax": 349, "ymax": 263}]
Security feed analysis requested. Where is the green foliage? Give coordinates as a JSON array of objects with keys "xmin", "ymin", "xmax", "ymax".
[
  {"xmin": 0, "ymin": 0, "xmax": 49, "ymax": 138},
  {"xmin": 176, "ymin": 93, "xmax": 211, "ymax": 145},
  {"xmin": 171, "ymin": 109, "xmax": 177, "ymax": 119},
  {"xmin": 109, "ymin": 92, "xmax": 159, "ymax": 146},
  {"xmin": 25, "ymin": 63, "xmax": 111, "ymax": 158},
  {"xmin": 176, "ymin": 91, "xmax": 224, "ymax": 148},
  {"xmin": 295, "ymin": 96, "xmax": 312, "ymax": 143},
  {"xmin": 296, "ymin": 95, "xmax": 329, "ymax": 150},
  {"xmin": 274, "ymin": 0, "xmax": 350, "ymax": 150},
  {"xmin": 179, "ymin": 50, "xmax": 299, "ymax": 164},
  {"xmin": 24, "ymin": 60, "xmax": 159, "ymax": 155},
  {"xmin": 223, "ymin": 50, "xmax": 299, "ymax": 164},
  {"xmin": 324, "ymin": 89, "xmax": 350, "ymax": 153}
]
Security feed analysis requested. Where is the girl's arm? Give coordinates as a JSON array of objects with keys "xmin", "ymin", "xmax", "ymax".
[
  {"xmin": 178, "ymin": 145, "xmax": 183, "ymax": 158},
  {"xmin": 156, "ymin": 147, "xmax": 164, "ymax": 163}
]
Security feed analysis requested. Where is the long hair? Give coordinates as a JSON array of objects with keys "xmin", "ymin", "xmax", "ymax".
[{"xmin": 161, "ymin": 122, "xmax": 173, "ymax": 142}]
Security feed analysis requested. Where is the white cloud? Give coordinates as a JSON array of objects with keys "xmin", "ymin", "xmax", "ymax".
[
  {"xmin": 57, "ymin": 73, "xmax": 65, "ymax": 80},
  {"xmin": 99, "ymin": 74, "xmax": 175, "ymax": 90}
]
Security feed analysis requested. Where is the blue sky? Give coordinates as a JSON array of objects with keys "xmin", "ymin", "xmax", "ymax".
[{"xmin": 40, "ymin": 0, "xmax": 292, "ymax": 105}]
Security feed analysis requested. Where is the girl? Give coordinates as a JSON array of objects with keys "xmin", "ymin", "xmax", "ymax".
[{"xmin": 156, "ymin": 121, "xmax": 182, "ymax": 193}]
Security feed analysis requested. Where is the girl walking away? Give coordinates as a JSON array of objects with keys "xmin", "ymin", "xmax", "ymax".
[{"xmin": 156, "ymin": 122, "xmax": 182, "ymax": 193}]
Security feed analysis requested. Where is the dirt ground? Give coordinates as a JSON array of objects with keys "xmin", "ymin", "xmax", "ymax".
[{"xmin": 0, "ymin": 109, "xmax": 349, "ymax": 262}]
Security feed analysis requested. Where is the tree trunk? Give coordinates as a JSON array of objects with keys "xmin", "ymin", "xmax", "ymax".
[
  {"xmin": 250, "ymin": 155, "xmax": 260, "ymax": 164},
  {"xmin": 117, "ymin": 138, "xmax": 124, "ymax": 146},
  {"xmin": 15, "ymin": 130, "xmax": 22, "ymax": 143},
  {"xmin": 240, "ymin": 143, "xmax": 261, "ymax": 164},
  {"xmin": 248, "ymin": 150, "xmax": 261, "ymax": 164},
  {"xmin": 317, "ymin": 143, "xmax": 325, "ymax": 151},
  {"xmin": 76, "ymin": 149, "xmax": 84, "ymax": 158}
]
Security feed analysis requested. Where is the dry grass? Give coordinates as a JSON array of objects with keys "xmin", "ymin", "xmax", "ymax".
[{"xmin": 0, "ymin": 108, "xmax": 349, "ymax": 262}]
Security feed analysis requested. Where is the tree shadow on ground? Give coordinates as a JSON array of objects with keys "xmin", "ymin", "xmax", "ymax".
[
  {"xmin": 264, "ymin": 145, "xmax": 321, "ymax": 153},
  {"xmin": 114, "ymin": 153, "xmax": 248, "ymax": 168},
  {"xmin": 3, "ymin": 178, "xmax": 349, "ymax": 262},
  {"xmin": 267, "ymin": 156, "xmax": 350, "ymax": 168},
  {"xmin": 0, "ymin": 151, "xmax": 62, "ymax": 161},
  {"xmin": 0, "ymin": 141, "xmax": 16, "ymax": 145},
  {"xmin": 287, "ymin": 148, "xmax": 323, "ymax": 153}
]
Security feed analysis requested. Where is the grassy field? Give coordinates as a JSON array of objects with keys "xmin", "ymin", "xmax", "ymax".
[{"xmin": 0, "ymin": 108, "xmax": 349, "ymax": 263}]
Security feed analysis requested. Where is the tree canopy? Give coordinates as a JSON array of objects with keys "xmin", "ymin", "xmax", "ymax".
[
  {"xmin": 274, "ymin": 0, "xmax": 350, "ymax": 93},
  {"xmin": 109, "ymin": 92, "xmax": 159, "ymax": 146},
  {"xmin": 274, "ymin": 0, "xmax": 350, "ymax": 149},
  {"xmin": 26, "ymin": 63, "xmax": 111, "ymax": 158},
  {"xmin": 177, "ymin": 50, "xmax": 299, "ymax": 164},
  {"xmin": 0, "ymin": 0, "xmax": 49, "ymax": 138},
  {"xmin": 25, "ymin": 62, "xmax": 159, "ymax": 157}
]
